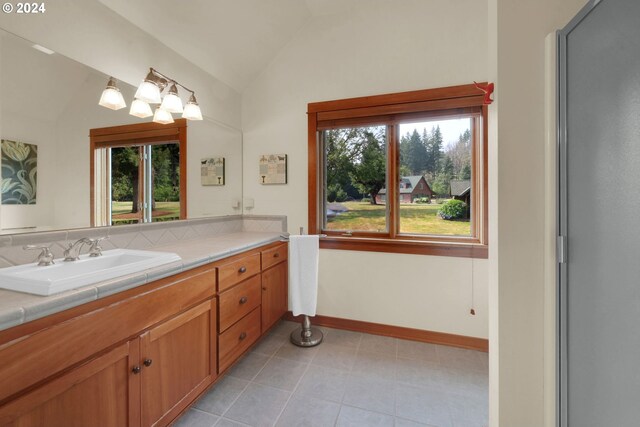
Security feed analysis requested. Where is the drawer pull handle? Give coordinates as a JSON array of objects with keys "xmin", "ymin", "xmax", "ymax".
[
  {"xmin": 239, "ymin": 296, "xmax": 248, "ymax": 304},
  {"xmin": 143, "ymin": 359, "xmax": 153, "ymax": 367},
  {"xmin": 132, "ymin": 365, "xmax": 141, "ymax": 374},
  {"xmin": 274, "ymin": 253, "xmax": 280, "ymax": 258},
  {"xmin": 238, "ymin": 266, "xmax": 247, "ymax": 273},
  {"xmin": 239, "ymin": 332, "xmax": 247, "ymax": 341}
]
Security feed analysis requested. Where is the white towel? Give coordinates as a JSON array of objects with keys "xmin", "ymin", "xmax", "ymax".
[{"xmin": 288, "ymin": 235, "xmax": 319, "ymax": 316}]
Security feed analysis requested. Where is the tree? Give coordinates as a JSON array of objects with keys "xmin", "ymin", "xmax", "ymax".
[
  {"xmin": 151, "ymin": 144, "xmax": 180, "ymax": 204},
  {"xmin": 401, "ymin": 129, "xmax": 427, "ymax": 175},
  {"xmin": 325, "ymin": 128, "xmax": 359, "ymax": 200},
  {"xmin": 425, "ymin": 125, "xmax": 443, "ymax": 178},
  {"xmin": 446, "ymin": 128, "xmax": 472, "ymax": 179},
  {"xmin": 431, "ymin": 155, "xmax": 455, "ymax": 196},
  {"xmin": 350, "ymin": 129, "xmax": 386, "ymax": 204},
  {"xmin": 460, "ymin": 161, "xmax": 471, "ymax": 180},
  {"xmin": 111, "ymin": 147, "xmax": 140, "ymax": 213}
]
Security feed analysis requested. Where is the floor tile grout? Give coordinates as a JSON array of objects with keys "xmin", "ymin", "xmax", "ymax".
[{"xmin": 179, "ymin": 321, "xmax": 487, "ymax": 427}]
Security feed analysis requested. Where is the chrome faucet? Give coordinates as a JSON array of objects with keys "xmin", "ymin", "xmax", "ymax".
[
  {"xmin": 63, "ymin": 238, "xmax": 91, "ymax": 261},
  {"xmin": 63, "ymin": 237, "xmax": 108, "ymax": 261},
  {"xmin": 23, "ymin": 245, "xmax": 55, "ymax": 266}
]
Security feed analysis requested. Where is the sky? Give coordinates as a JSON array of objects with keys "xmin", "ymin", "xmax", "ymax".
[{"xmin": 399, "ymin": 117, "xmax": 470, "ymax": 148}]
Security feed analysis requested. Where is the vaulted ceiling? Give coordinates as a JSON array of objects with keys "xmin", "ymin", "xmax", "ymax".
[{"xmin": 98, "ymin": 0, "xmax": 357, "ymax": 93}]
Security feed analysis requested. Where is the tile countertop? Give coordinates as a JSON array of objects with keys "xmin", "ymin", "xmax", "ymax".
[{"xmin": 0, "ymin": 231, "xmax": 286, "ymax": 332}]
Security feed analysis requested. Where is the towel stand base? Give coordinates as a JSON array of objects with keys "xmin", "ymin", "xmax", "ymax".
[{"xmin": 290, "ymin": 315, "xmax": 323, "ymax": 347}]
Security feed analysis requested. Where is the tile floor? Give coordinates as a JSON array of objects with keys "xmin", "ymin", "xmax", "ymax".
[{"xmin": 174, "ymin": 321, "xmax": 488, "ymax": 427}]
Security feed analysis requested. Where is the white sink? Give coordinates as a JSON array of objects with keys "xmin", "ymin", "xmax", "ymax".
[{"xmin": 0, "ymin": 249, "xmax": 182, "ymax": 296}]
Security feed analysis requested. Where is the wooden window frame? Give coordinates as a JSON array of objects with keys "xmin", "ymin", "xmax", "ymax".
[
  {"xmin": 89, "ymin": 119, "xmax": 188, "ymax": 227},
  {"xmin": 308, "ymin": 84, "xmax": 488, "ymax": 259}
]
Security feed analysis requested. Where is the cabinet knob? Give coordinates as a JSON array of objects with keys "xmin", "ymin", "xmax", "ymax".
[
  {"xmin": 262, "ymin": 287, "xmax": 267, "ymax": 291},
  {"xmin": 239, "ymin": 332, "xmax": 247, "ymax": 341},
  {"xmin": 274, "ymin": 253, "xmax": 280, "ymax": 258},
  {"xmin": 132, "ymin": 365, "xmax": 141, "ymax": 374},
  {"xmin": 239, "ymin": 296, "xmax": 248, "ymax": 304},
  {"xmin": 238, "ymin": 266, "xmax": 247, "ymax": 273},
  {"xmin": 143, "ymin": 358, "xmax": 153, "ymax": 367}
]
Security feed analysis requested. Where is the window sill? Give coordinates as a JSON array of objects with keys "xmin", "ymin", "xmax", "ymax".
[{"xmin": 318, "ymin": 236, "xmax": 488, "ymax": 259}]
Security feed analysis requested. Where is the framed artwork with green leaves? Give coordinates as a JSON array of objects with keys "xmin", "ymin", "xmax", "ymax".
[{"xmin": 1, "ymin": 139, "xmax": 37, "ymax": 205}]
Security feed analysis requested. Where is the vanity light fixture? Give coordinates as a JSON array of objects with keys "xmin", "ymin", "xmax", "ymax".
[
  {"xmin": 98, "ymin": 77, "xmax": 127, "ymax": 110},
  {"xmin": 99, "ymin": 68, "xmax": 203, "ymax": 123}
]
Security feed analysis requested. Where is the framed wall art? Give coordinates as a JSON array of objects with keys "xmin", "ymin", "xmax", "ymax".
[
  {"xmin": 201, "ymin": 157, "xmax": 225, "ymax": 186},
  {"xmin": 259, "ymin": 154, "xmax": 287, "ymax": 184},
  {"xmin": 1, "ymin": 139, "xmax": 37, "ymax": 205}
]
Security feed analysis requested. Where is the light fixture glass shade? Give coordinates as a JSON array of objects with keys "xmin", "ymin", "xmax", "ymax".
[
  {"xmin": 135, "ymin": 80, "xmax": 162, "ymax": 104},
  {"xmin": 153, "ymin": 107, "xmax": 174, "ymax": 124},
  {"xmin": 160, "ymin": 83, "xmax": 183, "ymax": 113},
  {"xmin": 129, "ymin": 99, "xmax": 153, "ymax": 118},
  {"xmin": 98, "ymin": 78, "xmax": 126, "ymax": 110},
  {"xmin": 182, "ymin": 94, "xmax": 203, "ymax": 120}
]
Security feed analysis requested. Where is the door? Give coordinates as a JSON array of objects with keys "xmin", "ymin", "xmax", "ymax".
[
  {"xmin": 559, "ymin": 0, "xmax": 640, "ymax": 425},
  {"xmin": 140, "ymin": 300, "xmax": 216, "ymax": 427},
  {"xmin": 261, "ymin": 261, "xmax": 288, "ymax": 333},
  {"xmin": 0, "ymin": 341, "xmax": 140, "ymax": 427}
]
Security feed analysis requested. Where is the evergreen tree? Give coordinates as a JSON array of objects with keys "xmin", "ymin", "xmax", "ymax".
[
  {"xmin": 404, "ymin": 129, "xmax": 427, "ymax": 175},
  {"xmin": 425, "ymin": 125, "xmax": 443, "ymax": 178},
  {"xmin": 399, "ymin": 131, "xmax": 412, "ymax": 174}
]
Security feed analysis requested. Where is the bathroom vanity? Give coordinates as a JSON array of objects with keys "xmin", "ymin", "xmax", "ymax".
[{"xmin": 0, "ymin": 238, "xmax": 288, "ymax": 427}]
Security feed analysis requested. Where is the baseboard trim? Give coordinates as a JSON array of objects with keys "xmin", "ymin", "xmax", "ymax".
[{"xmin": 284, "ymin": 312, "xmax": 488, "ymax": 352}]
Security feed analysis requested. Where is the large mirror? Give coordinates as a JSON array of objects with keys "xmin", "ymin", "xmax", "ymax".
[{"xmin": 0, "ymin": 29, "xmax": 243, "ymax": 234}]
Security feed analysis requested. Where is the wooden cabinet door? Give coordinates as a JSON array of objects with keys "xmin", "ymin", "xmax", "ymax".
[
  {"xmin": 0, "ymin": 340, "xmax": 140, "ymax": 427},
  {"xmin": 261, "ymin": 261, "xmax": 288, "ymax": 334},
  {"xmin": 140, "ymin": 299, "xmax": 216, "ymax": 427}
]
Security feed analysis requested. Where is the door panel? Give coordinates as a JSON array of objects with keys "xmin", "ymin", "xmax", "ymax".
[
  {"xmin": 262, "ymin": 262, "xmax": 288, "ymax": 334},
  {"xmin": 0, "ymin": 341, "xmax": 139, "ymax": 427},
  {"xmin": 140, "ymin": 300, "xmax": 216, "ymax": 427},
  {"xmin": 560, "ymin": 0, "xmax": 640, "ymax": 425}
]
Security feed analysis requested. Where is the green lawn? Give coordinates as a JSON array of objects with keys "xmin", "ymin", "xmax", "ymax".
[
  {"xmin": 326, "ymin": 201, "xmax": 471, "ymax": 235},
  {"xmin": 111, "ymin": 201, "xmax": 180, "ymax": 223}
]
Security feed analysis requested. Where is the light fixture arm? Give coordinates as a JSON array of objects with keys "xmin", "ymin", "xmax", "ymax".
[{"xmin": 149, "ymin": 67, "xmax": 195, "ymax": 96}]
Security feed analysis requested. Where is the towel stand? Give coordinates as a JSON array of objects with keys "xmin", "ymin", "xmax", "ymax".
[
  {"xmin": 291, "ymin": 314, "xmax": 323, "ymax": 347},
  {"xmin": 290, "ymin": 227, "xmax": 324, "ymax": 348}
]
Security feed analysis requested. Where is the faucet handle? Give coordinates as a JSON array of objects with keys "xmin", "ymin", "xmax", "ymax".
[
  {"xmin": 23, "ymin": 245, "xmax": 55, "ymax": 266},
  {"xmin": 87, "ymin": 237, "xmax": 109, "ymax": 257}
]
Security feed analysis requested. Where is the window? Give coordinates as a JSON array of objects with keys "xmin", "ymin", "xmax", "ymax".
[
  {"xmin": 90, "ymin": 120, "xmax": 187, "ymax": 227},
  {"xmin": 308, "ymin": 84, "xmax": 488, "ymax": 258}
]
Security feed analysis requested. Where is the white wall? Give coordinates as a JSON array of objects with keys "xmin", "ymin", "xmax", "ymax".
[
  {"xmin": 188, "ymin": 120, "xmax": 243, "ymax": 218},
  {"xmin": 242, "ymin": 0, "xmax": 489, "ymax": 338},
  {"xmin": 488, "ymin": 0, "xmax": 587, "ymax": 425}
]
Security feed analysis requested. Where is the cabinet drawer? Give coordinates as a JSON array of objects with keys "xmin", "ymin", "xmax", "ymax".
[
  {"xmin": 218, "ymin": 307, "xmax": 261, "ymax": 373},
  {"xmin": 218, "ymin": 253, "xmax": 261, "ymax": 292},
  {"xmin": 219, "ymin": 275, "xmax": 261, "ymax": 332},
  {"xmin": 261, "ymin": 243, "xmax": 288, "ymax": 270}
]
